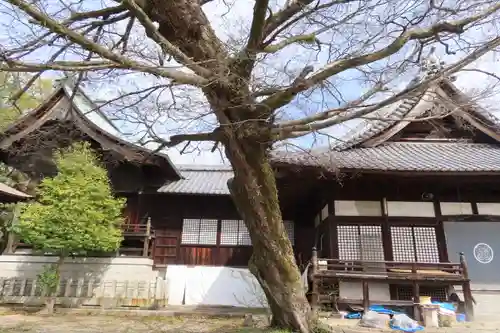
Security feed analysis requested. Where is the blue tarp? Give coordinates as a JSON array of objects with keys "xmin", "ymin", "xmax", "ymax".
[
  {"xmin": 369, "ymin": 304, "xmax": 403, "ymax": 315},
  {"xmin": 345, "ymin": 312, "xmax": 362, "ymax": 319},
  {"xmin": 389, "ymin": 322, "xmax": 425, "ymax": 332},
  {"xmin": 431, "ymin": 301, "xmax": 456, "ymax": 312}
]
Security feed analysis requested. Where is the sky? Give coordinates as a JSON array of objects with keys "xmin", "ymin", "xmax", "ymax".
[
  {"xmin": 1, "ymin": 0, "xmax": 500, "ymax": 165},
  {"xmin": 165, "ymin": 0, "xmax": 500, "ymax": 165}
]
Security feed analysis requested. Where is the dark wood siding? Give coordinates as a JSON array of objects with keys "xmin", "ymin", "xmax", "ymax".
[
  {"xmin": 142, "ymin": 194, "xmax": 256, "ymax": 267},
  {"xmin": 139, "ymin": 193, "xmax": 314, "ymax": 267},
  {"xmin": 132, "ymin": 173, "xmax": 500, "ymax": 269}
]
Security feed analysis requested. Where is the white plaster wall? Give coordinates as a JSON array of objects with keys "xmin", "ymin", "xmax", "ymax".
[
  {"xmin": 440, "ymin": 202, "xmax": 473, "ymax": 215},
  {"xmin": 0, "ymin": 255, "xmax": 158, "ymax": 281},
  {"xmin": 454, "ymin": 289, "xmax": 500, "ymax": 319},
  {"xmin": 339, "ymin": 282, "xmax": 390, "ymax": 301},
  {"xmin": 164, "ymin": 265, "xmax": 267, "ymax": 308},
  {"xmin": 476, "ymin": 203, "xmax": 500, "ymax": 215},
  {"xmin": 386, "ymin": 201, "xmax": 435, "ymax": 217},
  {"xmin": 334, "ymin": 200, "xmax": 382, "ymax": 216},
  {"xmin": 321, "ymin": 204, "xmax": 329, "ymax": 221}
]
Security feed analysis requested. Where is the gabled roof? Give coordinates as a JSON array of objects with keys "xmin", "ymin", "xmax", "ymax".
[
  {"xmin": 0, "ymin": 182, "xmax": 31, "ymax": 202},
  {"xmin": 273, "ymin": 77, "xmax": 500, "ymax": 175},
  {"xmin": 333, "ymin": 79, "xmax": 500, "ymax": 151},
  {"xmin": 0, "ymin": 79, "xmax": 181, "ymax": 179}
]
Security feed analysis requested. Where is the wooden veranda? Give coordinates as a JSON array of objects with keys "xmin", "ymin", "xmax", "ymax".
[{"xmin": 309, "ymin": 248, "xmax": 475, "ymax": 321}]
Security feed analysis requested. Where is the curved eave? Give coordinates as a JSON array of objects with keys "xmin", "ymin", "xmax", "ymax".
[
  {"xmin": 333, "ymin": 91, "xmax": 426, "ymax": 151},
  {"xmin": 0, "ymin": 84, "xmax": 182, "ymax": 180},
  {"xmin": 0, "ymin": 88, "xmax": 63, "ymax": 137},
  {"xmin": 360, "ymin": 87, "xmax": 439, "ymax": 148},
  {"xmin": 438, "ymin": 81, "xmax": 500, "ymax": 142},
  {"xmin": 66, "ymin": 87, "xmax": 181, "ymax": 179},
  {"xmin": 337, "ymin": 169, "xmax": 500, "ymax": 176}
]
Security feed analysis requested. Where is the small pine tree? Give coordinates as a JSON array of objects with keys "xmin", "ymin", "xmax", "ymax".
[{"xmin": 14, "ymin": 142, "xmax": 125, "ymax": 312}]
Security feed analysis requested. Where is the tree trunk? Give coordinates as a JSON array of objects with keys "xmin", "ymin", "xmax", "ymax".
[
  {"xmin": 144, "ymin": 2, "xmax": 313, "ymax": 330},
  {"xmin": 2, "ymin": 204, "xmax": 21, "ymax": 254},
  {"xmin": 225, "ymin": 139, "xmax": 313, "ymax": 333},
  {"xmin": 43, "ymin": 256, "xmax": 64, "ymax": 314}
]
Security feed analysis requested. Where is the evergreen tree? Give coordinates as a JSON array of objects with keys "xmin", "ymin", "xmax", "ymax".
[{"xmin": 14, "ymin": 142, "xmax": 125, "ymax": 312}]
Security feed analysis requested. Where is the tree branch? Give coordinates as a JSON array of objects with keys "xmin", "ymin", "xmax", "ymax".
[
  {"xmin": 144, "ymin": 130, "xmax": 220, "ymax": 154},
  {"xmin": 121, "ymin": 0, "xmax": 212, "ymax": 77},
  {"xmin": 0, "ymin": 60, "xmax": 124, "ymax": 72},
  {"xmin": 247, "ymin": 0, "xmax": 271, "ymax": 52},
  {"xmin": 262, "ymin": 33, "xmax": 316, "ymax": 53},
  {"xmin": 262, "ymin": 0, "xmax": 359, "ymax": 47},
  {"xmin": 460, "ymin": 68, "xmax": 500, "ymax": 83},
  {"xmin": 262, "ymin": 2, "xmax": 500, "ymax": 111},
  {"xmin": 234, "ymin": 0, "xmax": 270, "ymax": 77},
  {"xmin": 7, "ymin": 24, "xmax": 101, "ymax": 104},
  {"xmin": 263, "ymin": 0, "xmax": 315, "ymax": 38},
  {"xmin": 274, "ymin": 34, "xmax": 500, "ymax": 139},
  {"xmin": 6, "ymin": 0, "xmax": 209, "ymax": 86},
  {"xmin": 68, "ymin": 5, "xmax": 126, "ymax": 23}
]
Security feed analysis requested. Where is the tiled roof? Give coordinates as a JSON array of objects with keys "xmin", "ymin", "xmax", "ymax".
[
  {"xmin": 334, "ymin": 92, "xmax": 424, "ymax": 151},
  {"xmin": 158, "ymin": 78, "xmax": 500, "ymax": 195},
  {"xmin": 0, "ymin": 77, "xmax": 181, "ymax": 179},
  {"xmin": 278, "ymin": 142, "xmax": 500, "ymax": 173},
  {"xmin": 159, "ymin": 142, "xmax": 500, "ymax": 195},
  {"xmin": 333, "ymin": 80, "xmax": 500, "ymax": 151},
  {"xmin": 158, "ymin": 165, "xmax": 233, "ymax": 195}
]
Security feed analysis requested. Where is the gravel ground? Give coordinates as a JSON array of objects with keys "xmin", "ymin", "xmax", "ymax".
[
  {"xmin": 0, "ymin": 312, "xmax": 499, "ymax": 333},
  {"xmin": 0, "ymin": 313, "xmax": 273, "ymax": 333}
]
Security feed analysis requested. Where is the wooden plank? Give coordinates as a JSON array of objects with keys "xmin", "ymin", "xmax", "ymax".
[
  {"xmin": 310, "ymin": 247, "xmax": 319, "ymax": 313},
  {"xmin": 362, "ymin": 281, "xmax": 369, "ymax": 311},
  {"xmin": 460, "ymin": 252, "xmax": 475, "ymax": 321}
]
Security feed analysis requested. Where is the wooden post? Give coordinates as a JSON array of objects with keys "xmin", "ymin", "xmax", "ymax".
[
  {"xmin": 310, "ymin": 247, "xmax": 319, "ymax": 313},
  {"xmin": 413, "ymin": 281, "xmax": 420, "ymax": 322},
  {"xmin": 362, "ymin": 280, "xmax": 369, "ymax": 312},
  {"xmin": 412, "ymin": 263, "xmax": 421, "ymax": 322},
  {"xmin": 460, "ymin": 252, "xmax": 474, "ymax": 321},
  {"xmin": 143, "ymin": 217, "xmax": 151, "ymax": 257}
]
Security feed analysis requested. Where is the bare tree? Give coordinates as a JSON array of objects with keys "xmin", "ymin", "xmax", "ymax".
[{"xmin": 2, "ymin": 0, "xmax": 500, "ymax": 331}]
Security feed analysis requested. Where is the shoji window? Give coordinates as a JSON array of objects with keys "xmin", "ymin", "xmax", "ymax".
[
  {"xmin": 181, "ymin": 219, "xmax": 295, "ymax": 247},
  {"xmin": 181, "ymin": 219, "xmax": 218, "ymax": 245},
  {"xmin": 220, "ymin": 220, "xmax": 295, "ymax": 246},
  {"xmin": 220, "ymin": 220, "xmax": 252, "ymax": 246},
  {"xmin": 337, "ymin": 225, "xmax": 384, "ymax": 261},
  {"xmin": 391, "ymin": 226, "xmax": 439, "ymax": 262}
]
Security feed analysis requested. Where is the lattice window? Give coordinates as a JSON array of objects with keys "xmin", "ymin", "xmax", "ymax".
[
  {"xmin": 238, "ymin": 221, "xmax": 252, "ymax": 246},
  {"xmin": 338, "ymin": 225, "xmax": 360, "ymax": 260},
  {"xmin": 391, "ymin": 227, "xmax": 415, "ymax": 262},
  {"xmin": 221, "ymin": 220, "xmax": 251, "ymax": 246},
  {"xmin": 395, "ymin": 285, "xmax": 447, "ymax": 302},
  {"xmin": 181, "ymin": 218, "xmax": 217, "ymax": 245},
  {"xmin": 337, "ymin": 225, "xmax": 384, "ymax": 261},
  {"xmin": 284, "ymin": 220, "xmax": 295, "ymax": 246},
  {"xmin": 414, "ymin": 227, "xmax": 440, "ymax": 262},
  {"xmin": 391, "ymin": 226, "xmax": 439, "ymax": 262}
]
